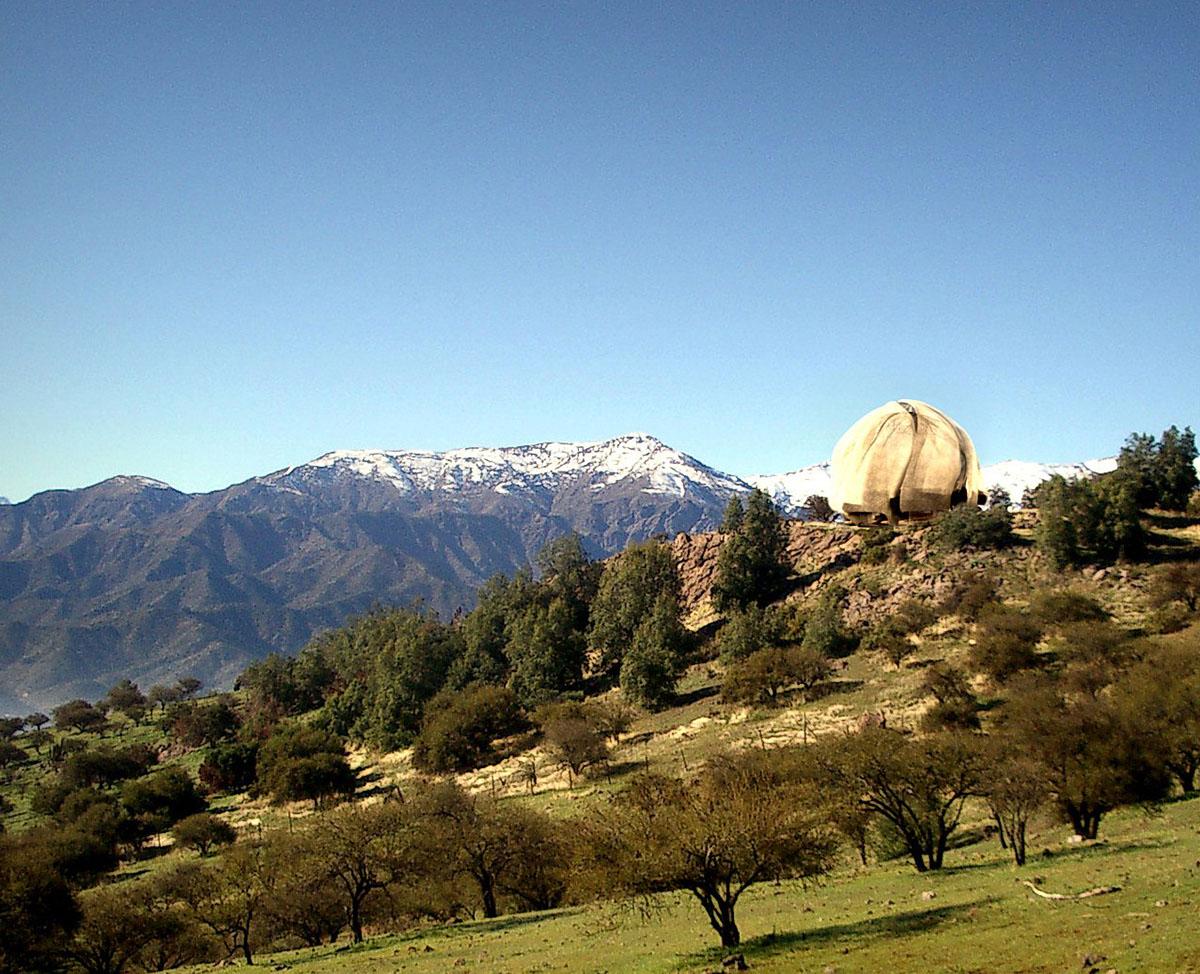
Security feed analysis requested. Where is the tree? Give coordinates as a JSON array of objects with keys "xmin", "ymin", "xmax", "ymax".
[
  {"xmin": 1002, "ymin": 676, "xmax": 1172, "ymax": 839},
  {"xmin": 812, "ymin": 728, "xmax": 984, "ymax": 872},
  {"xmin": 176, "ymin": 677, "xmax": 203, "ymax": 700},
  {"xmin": 716, "ymin": 603, "xmax": 783, "ymax": 663},
  {"xmin": 121, "ymin": 767, "xmax": 205, "ymax": 841},
  {"xmin": 0, "ymin": 836, "xmax": 80, "ymax": 974},
  {"xmin": 800, "ymin": 586, "xmax": 856, "ymax": 659},
  {"xmin": 412, "ymin": 684, "xmax": 526, "ymax": 773},
  {"xmin": 198, "ymin": 741, "xmax": 259, "ymax": 795},
  {"xmin": 255, "ymin": 723, "xmax": 355, "ymax": 808},
  {"xmin": 173, "ymin": 813, "xmax": 237, "ymax": 857},
  {"xmin": 720, "ymin": 494, "xmax": 745, "ymax": 533},
  {"xmin": 536, "ymin": 533, "xmax": 600, "ymax": 634},
  {"xmin": 311, "ymin": 802, "xmax": 416, "ymax": 942},
  {"xmin": 505, "ymin": 597, "xmax": 587, "ymax": 707},
  {"xmin": 336, "ymin": 608, "xmax": 465, "ymax": 750},
  {"xmin": 803, "ymin": 494, "xmax": 836, "ymax": 522},
  {"xmin": 584, "ymin": 760, "xmax": 837, "ymax": 949},
  {"xmin": 1117, "ymin": 426, "xmax": 1198, "ymax": 510},
  {"xmin": 67, "ymin": 884, "xmax": 167, "ymax": 974},
  {"xmin": 147, "ymin": 685, "xmax": 181, "ymax": 713},
  {"xmin": 100, "ymin": 679, "xmax": 146, "ymax": 721},
  {"xmin": 448, "ymin": 571, "xmax": 536, "ymax": 691},
  {"xmin": 61, "ymin": 744, "xmax": 155, "ymax": 789},
  {"xmin": 620, "ymin": 594, "xmax": 689, "ymax": 710},
  {"xmin": 171, "ymin": 698, "xmax": 240, "ymax": 748},
  {"xmin": 722, "ymin": 646, "xmax": 829, "ymax": 706},
  {"xmin": 1149, "ymin": 562, "xmax": 1200, "ymax": 614},
  {"xmin": 542, "ymin": 714, "xmax": 608, "ymax": 786},
  {"xmin": 919, "ymin": 663, "xmax": 980, "ymax": 732},
  {"xmin": 25, "ymin": 712, "xmax": 50, "ymax": 732},
  {"xmin": 173, "ymin": 841, "xmax": 281, "ymax": 966},
  {"xmin": 588, "ymin": 540, "xmax": 682, "ymax": 679},
  {"xmin": 980, "ymin": 738, "xmax": 1048, "ymax": 866},
  {"xmin": 263, "ymin": 834, "xmax": 346, "ymax": 947},
  {"xmin": 970, "ymin": 606, "xmax": 1043, "ymax": 683},
  {"xmin": 419, "ymin": 783, "xmax": 560, "ymax": 920},
  {"xmin": 712, "ymin": 488, "xmax": 790, "ymax": 611},
  {"xmin": 53, "ymin": 699, "xmax": 105, "ymax": 735},
  {"xmin": 0, "ymin": 742, "xmax": 24, "ymax": 775},
  {"xmin": 1035, "ymin": 474, "xmax": 1145, "ymax": 568},
  {"xmin": 1114, "ymin": 637, "xmax": 1200, "ymax": 793}
]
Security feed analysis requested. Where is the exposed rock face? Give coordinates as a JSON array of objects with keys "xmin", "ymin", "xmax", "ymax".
[{"xmin": 671, "ymin": 523, "xmax": 862, "ymax": 615}]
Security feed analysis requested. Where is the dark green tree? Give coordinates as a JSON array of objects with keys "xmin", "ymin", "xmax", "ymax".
[
  {"xmin": 588, "ymin": 540, "xmax": 682, "ymax": 679},
  {"xmin": 713, "ymin": 488, "xmax": 790, "ymax": 611},
  {"xmin": 505, "ymin": 597, "xmax": 586, "ymax": 707},
  {"xmin": 1157, "ymin": 425, "xmax": 1199, "ymax": 510},
  {"xmin": 620, "ymin": 594, "xmax": 688, "ymax": 710}
]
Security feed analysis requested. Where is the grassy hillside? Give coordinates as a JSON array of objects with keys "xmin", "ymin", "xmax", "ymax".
[
  {"xmin": 5, "ymin": 495, "xmax": 1199, "ymax": 974},
  {"xmin": 179, "ymin": 794, "xmax": 1200, "ymax": 973}
]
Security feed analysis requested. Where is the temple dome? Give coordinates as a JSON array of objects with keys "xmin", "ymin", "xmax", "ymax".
[{"xmin": 830, "ymin": 400, "xmax": 985, "ymax": 524}]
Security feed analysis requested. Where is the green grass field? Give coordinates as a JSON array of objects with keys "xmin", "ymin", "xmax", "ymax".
[{"xmin": 193, "ymin": 794, "xmax": 1200, "ymax": 974}]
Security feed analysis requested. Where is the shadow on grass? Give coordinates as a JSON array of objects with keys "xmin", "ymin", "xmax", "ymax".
[
  {"xmin": 804, "ymin": 679, "xmax": 865, "ymax": 702},
  {"xmin": 683, "ymin": 898, "xmax": 999, "ymax": 968},
  {"xmin": 673, "ymin": 684, "xmax": 720, "ymax": 708}
]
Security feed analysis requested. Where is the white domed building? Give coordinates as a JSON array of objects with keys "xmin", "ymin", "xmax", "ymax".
[{"xmin": 830, "ymin": 400, "xmax": 986, "ymax": 525}]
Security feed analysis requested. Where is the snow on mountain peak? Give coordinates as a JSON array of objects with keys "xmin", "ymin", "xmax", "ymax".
[{"xmin": 268, "ymin": 434, "xmax": 747, "ymax": 499}]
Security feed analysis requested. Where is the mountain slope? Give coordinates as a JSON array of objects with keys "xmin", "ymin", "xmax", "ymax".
[
  {"xmin": 0, "ymin": 435, "xmax": 745, "ymax": 711},
  {"xmin": 2, "ymin": 434, "xmax": 1193, "ymax": 711}
]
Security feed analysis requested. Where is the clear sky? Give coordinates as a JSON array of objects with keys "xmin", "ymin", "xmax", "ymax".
[{"xmin": 2, "ymin": 2, "xmax": 1197, "ymax": 502}]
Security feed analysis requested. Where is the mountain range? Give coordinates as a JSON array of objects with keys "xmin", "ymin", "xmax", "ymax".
[{"xmin": 0, "ymin": 433, "xmax": 1175, "ymax": 712}]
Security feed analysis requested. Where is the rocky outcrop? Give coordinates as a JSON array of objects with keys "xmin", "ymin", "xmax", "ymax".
[{"xmin": 671, "ymin": 523, "xmax": 862, "ymax": 615}]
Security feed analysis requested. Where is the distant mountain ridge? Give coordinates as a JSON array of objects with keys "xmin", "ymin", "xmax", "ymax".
[{"xmin": 1, "ymin": 433, "xmax": 1190, "ymax": 712}]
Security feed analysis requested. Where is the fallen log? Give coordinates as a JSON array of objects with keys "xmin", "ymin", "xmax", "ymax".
[{"xmin": 1022, "ymin": 881, "xmax": 1121, "ymax": 901}]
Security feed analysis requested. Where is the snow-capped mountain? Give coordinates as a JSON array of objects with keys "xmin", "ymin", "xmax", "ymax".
[
  {"xmin": 0, "ymin": 496, "xmax": 9, "ymax": 505},
  {"xmin": 980, "ymin": 458, "xmax": 1118, "ymax": 505},
  {"xmin": 746, "ymin": 464, "xmax": 832, "ymax": 516},
  {"xmin": 262, "ymin": 433, "xmax": 748, "ymax": 501},
  {"xmin": 1, "ymin": 431, "xmax": 1194, "ymax": 711}
]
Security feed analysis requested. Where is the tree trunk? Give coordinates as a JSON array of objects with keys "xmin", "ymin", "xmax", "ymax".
[
  {"xmin": 481, "ymin": 875, "xmax": 498, "ymax": 919},
  {"xmin": 906, "ymin": 837, "xmax": 928, "ymax": 873},
  {"xmin": 993, "ymin": 811, "xmax": 1007, "ymax": 849},
  {"xmin": 1012, "ymin": 821, "xmax": 1026, "ymax": 867},
  {"xmin": 718, "ymin": 904, "xmax": 741, "ymax": 948},
  {"xmin": 350, "ymin": 896, "xmax": 364, "ymax": 943}
]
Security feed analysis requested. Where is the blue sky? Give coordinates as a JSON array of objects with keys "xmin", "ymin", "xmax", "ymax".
[{"xmin": 2, "ymin": 2, "xmax": 1197, "ymax": 502}]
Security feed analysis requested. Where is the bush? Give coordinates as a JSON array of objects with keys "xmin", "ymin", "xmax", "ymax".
[
  {"xmin": 970, "ymin": 606, "xmax": 1043, "ymax": 682},
  {"xmin": 801, "ymin": 587, "xmax": 856, "ymax": 659},
  {"xmin": 858, "ymin": 526, "xmax": 896, "ymax": 565},
  {"xmin": 256, "ymin": 723, "xmax": 355, "ymax": 808},
  {"xmin": 861, "ymin": 599, "xmax": 936, "ymax": 668},
  {"xmin": 198, "ymin": 741, "xmax": 260, "ymax": 794},
  {"xmin": 717, "ymin": 603, "xmax": 784, "ymax": 663},
  {"xmin": 927, "ymin": 505, "xmax": 1014, "ymax": 552},
  {"xmin": 172, "ymin": 812, "xmax": 236, "ymax": 856},
  {"xmin": 1030, "ymin": 589, "xmax": 1109, "ymax": 628},
  {"xmin": 412, "ymin": 685, "xmax": 526, "ymax": 773},
  {"xmin": 1149, "ymin": 562, "xmax": 1200, "ymax": 613},
  {"xmin": 721, "ymin": 646, "xmax": 830, "ymax": 706},
  {"xmin": 938, "ymin": 571, "xmax": 1000, "ymax": 621}
]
